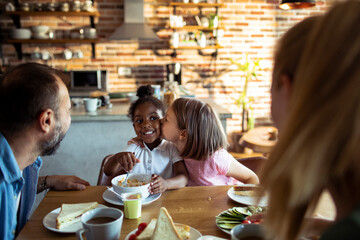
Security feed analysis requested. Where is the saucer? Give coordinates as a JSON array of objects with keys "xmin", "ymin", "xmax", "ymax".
[{"xmin": 102, "ymin": 188, "xmax": 161, "ymax": 206}]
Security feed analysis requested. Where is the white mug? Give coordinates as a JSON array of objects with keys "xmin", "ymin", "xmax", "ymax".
[
  {"xmin": 231, "ymin": 223, "xmax": 265, "ymax": 240},
  {"xmin": 76, "ymin": 207, "xmax": 123, "ymax": 240},
  {"xmin": 84, "ymin": 98, "xmax": 101, "ymax": 112},
  {"xmin": 63, "ymin": 49, "xmax": 72, "ymax": 60}
]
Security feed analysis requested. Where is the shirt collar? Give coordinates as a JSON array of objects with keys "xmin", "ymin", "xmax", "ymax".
[
  {"xmin": 0, "ymin": 132, "xmax": 23, "ymax": 183},
  {"xmin": 144, "ymin": 139, "xmax": 167, "ymax": 152}
]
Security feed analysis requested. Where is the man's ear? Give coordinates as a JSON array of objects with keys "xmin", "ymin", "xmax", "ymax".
[
  {"xmin": 179, "ymin": 129, "xmax": 187, "ymax": 140},
  {"xmin": 38, "ymin": 109, "xmax": 54, "ymax": 133},
  {"xmin": 280, "ymin": 74, "xmax": 292, "ymax": 101}
]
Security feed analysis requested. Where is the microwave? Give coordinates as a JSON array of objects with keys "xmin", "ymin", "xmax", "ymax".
[{"xmin": 69, "ymin": 70, "xmax": 108, "ymax": 97}]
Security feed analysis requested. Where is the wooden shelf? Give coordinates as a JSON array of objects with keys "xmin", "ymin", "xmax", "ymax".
[
  {"xmin": 169, "ymin": 2, "xmax": 223, "ymax": 8},
  {"xmin": 3, "ymin": 2, "xmax": 99, "ymax": 59},
  {"xmin": 3, "ymin": 11, "xmax": 100, "ymax": 17},
  {"xmin": 170, "ymin": 26, "xmax": 224, "ymax": 31},
  {"xmin": 170, "ymin": 44, "xmax": 223, "ymax": 50},
  {"xmin": 167, "ymin": 2, "xmax": 223, "ymax": 58},
  {"xmin": 6, "ymin": 38, "xmax": 100, "ymax": 44}
]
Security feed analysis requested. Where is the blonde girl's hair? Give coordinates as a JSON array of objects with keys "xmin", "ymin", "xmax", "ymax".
[
  {"xmin": 171, "ymin": 98, "xmax": 228, "ymax": 160},
  {"xmin": 272, "ymin": 16, "xmax": 320, "ymax": 88},
  {"xmin": 261, "ymin": 1, "xmax": 360, "ymax": 240}
]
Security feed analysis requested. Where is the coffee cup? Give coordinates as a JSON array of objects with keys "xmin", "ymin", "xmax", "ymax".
[
  {"xmin": 84, "ymin": 98, "xmax": 101, "ymax": 112},
  {"xmin": 231, "ymin": 224, "xmax": 265, "ymax": 240},
  {"xmin": 76, "ymin": 207, "xmax": 123, "ymax": 240},
  {"xmin": 41, "ymin": 50, "xmax": 51, "ymax": 61},
  {"xmin": 63, "ymin": 49, "xmax": 73, "ymax": 60}
]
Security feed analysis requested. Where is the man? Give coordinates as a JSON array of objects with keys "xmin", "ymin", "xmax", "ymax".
[{"xmin": 0, "ymin": 63, "xmax": 88, "ymax": 239}]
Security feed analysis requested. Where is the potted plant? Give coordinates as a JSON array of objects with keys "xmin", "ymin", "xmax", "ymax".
[{"xmin": 230, "ymin": 55, "xmax": 261, "ymax": 132}]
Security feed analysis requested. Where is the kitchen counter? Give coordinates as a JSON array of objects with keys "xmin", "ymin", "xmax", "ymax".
[{"xmin": 71, "ymin": 98, "xmax": 232, "ymax": 123}]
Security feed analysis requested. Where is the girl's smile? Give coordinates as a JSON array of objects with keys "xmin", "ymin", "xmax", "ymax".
[{"xmin": 133, "ymin": 102, "xmax": 163, "ymax": 149}]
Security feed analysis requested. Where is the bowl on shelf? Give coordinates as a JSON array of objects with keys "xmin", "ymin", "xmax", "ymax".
[
  {"xmin": 111, "ymin": 173, "xmax": 151, "ymax": 199},
  {"xmin": 10, "ymin": 28, "xmax": 32, "ymax": 39},
  {"xmin": 31, "ymin": 25, "xmax": 50, "ymax": 34},
  {"xmin": 31, "ymin": 26, "xmax": 50, "ymax": 39}
]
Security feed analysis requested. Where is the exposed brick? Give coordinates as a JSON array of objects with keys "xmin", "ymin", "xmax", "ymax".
[{"xmin": 0, "ymin": 0, "xmax": 337, "ymax": 133}]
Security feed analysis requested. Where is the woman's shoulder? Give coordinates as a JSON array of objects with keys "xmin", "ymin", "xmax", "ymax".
[{"xmin": 320, "ymin": 204, "xmax": 360, "ymax": 239}]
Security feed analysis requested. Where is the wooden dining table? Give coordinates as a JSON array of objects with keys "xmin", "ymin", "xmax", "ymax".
[{"xmin": 16, "ymin": 185, "xmax": 336, "ymax": 240}]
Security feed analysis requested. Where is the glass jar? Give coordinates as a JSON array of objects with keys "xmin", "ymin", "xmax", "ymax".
[{"xmin": 163, "ymin": 79, "xmax": 179, "ymax": 109}]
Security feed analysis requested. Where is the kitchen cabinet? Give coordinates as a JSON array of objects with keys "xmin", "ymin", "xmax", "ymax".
[
  {"xmin": 3, "ymin": 2, "xmax": 100, "ymax": 59},
  {"xmin": 168, "ymin": 1, "xmax": 224, "ymax": 57}
]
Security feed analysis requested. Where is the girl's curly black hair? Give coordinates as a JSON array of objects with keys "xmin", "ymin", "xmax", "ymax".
[{"xmin": 127, "ymin": 85, "xmax": 165, "ymax": 121}]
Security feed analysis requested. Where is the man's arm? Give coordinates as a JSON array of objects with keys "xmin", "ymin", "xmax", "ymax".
[{"xmin": 37, "ymin": 175, "xmax": 90, "ymax": 193}]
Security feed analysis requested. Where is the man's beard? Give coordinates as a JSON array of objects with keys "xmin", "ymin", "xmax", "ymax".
[{"xmin": 40, "ymin": 121, "xmax": 66, "ymax": 156}]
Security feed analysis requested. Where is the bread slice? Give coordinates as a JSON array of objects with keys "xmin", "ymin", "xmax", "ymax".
[
  {"xmin": 137, "ymin": 219, "xmax": 191, "ymax": 240},
  {"xmin": 234, "ymin": 185, "xmax": 262, "ymax": 196},
  {"xmin": 136, "ymin": 219, "xmax": 157, "ymax": 240},
  {"xmin": 151, "ymin": 207, "xmax": 182, "ymax": 240},
  {"xmin": 56, "ymin": 202, "xmax": 98, "ymax": 229}
]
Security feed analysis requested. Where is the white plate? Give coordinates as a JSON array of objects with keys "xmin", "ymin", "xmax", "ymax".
[
  {"xmin": 43, "ymin": 204, "xmax": 107, "ymax": 233},
  {"xmin": 216, "ymin": 222, "xmax": 231, "ymax": 235},
  {"xmin": 102, "ymin": 188, "xmax": 161, "ymax": 206},
  {"xmin": 227, "ymin": 186, "xmax": 268, "ymax": 207},
  {"xmin": 124, "ymin": 224, "xmax": 202, "ymax": 240}
]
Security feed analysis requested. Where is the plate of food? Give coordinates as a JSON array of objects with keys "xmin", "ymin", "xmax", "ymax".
[
  {"xmin": 43, "ymin": 202, "xmax": 107, "ymax": 233},
  {"xmin": 215, "ymin": 206, "xmax": 266, "ymax": 234},
  {"xmin": 125, "ymin": 207, "xmax": 202, "ymax": 240},
  {"xmin": 102, "ymin": 187, "xmax": 161, "ymax": 206},
  {"xmin": 228, "ymin": 184, "xmax": 268, "ymax": 207}
]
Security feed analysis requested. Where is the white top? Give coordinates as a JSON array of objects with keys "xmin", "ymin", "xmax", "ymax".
[{"xmin": 125, "ymin": 140, "xmax": 183, "ymax": 179}]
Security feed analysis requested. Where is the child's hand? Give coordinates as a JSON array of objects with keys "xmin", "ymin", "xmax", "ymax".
[
  {"xmin": 111, "ymin": 152, "xmax": 140, "ymax": 172},
  {"xmin": 149, "ymin": 174, "xmax": 168, "ymax": 194},
  {"xmin": 127, "ymin": 137, "xmax": 145, "ymax": 148}
]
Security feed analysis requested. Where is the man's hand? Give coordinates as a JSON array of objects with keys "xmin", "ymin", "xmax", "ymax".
[{"xmin": 46, "ymin": 175, "xmax": 90, "ymax": 191}]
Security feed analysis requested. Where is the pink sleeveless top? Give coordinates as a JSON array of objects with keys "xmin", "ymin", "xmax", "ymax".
[{"xmin": 184, "ymin": 149, "xmax": 238, "ymax": 186}]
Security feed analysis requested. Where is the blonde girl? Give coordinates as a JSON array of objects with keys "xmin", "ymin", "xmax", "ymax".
[
  {"xmin": 162, "ymin": 97, "xmax": 259, "ymax": 186},
  {"xmin": 262, "ymin": 1, "xmax": 360, "ymax": 239}
]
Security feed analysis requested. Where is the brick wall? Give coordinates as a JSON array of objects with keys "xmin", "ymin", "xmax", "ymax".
[{"xmin": 0, "ymin": 0, "xmax": 338, "ymax": 134}]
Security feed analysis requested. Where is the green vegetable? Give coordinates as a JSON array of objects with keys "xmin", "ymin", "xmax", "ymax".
[{"xmin": 215, "ymin": 206, "xmax": 266, "ymax": 232}]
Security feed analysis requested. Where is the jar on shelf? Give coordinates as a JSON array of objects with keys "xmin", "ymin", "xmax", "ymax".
[
  {"xmin": 72, "ymin": 1, "xmax": 81, "ymax": 12},
  {"xmin": 163, "ymin": 77, "xmax": 180, "ymax": 108},
  {"xmin": 20, "ymin": 3, "xmax": 30, "ymax": 12},
  {"xmin": 170, "ymin": 32, "xmax": 179, "ymax": 48}
]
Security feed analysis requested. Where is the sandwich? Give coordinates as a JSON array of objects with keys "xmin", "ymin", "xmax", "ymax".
[
  {"xmin": 233, "ymin": 185, "xmax": 263, "ymax": 196},
  {"xmin": 151, "ymin": 207, "xmax": 182, "ymax": 240},
  {"xmin": 136, "ymin": 219, "xmax": 157, "ymax": 240},
  {"xmin": 135, "ymin": 207, "xmax": 190, "ymax": 240},
  {"xmin": 56, "ymin": 202, "xmax": 98, "ymax": 229}
]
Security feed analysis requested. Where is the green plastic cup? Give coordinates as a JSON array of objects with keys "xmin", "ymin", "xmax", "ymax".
[{"xmin": 122, "ymin": 193, "xmax": 142, "ymax": 219}]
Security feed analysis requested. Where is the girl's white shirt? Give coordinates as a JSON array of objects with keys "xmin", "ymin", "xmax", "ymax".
[{"xmin": 124, "ymin": 139, "xmax": 182, "ymax": 179}]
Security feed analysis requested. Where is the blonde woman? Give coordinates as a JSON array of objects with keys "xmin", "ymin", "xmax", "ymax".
[{"xmin": 262, "ymin": 1, "xmax": 360, "ymax": 239}]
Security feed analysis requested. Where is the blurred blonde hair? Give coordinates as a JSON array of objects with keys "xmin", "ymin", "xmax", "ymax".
[
  {"xmin": 171, "ymin": 98, "xmax": 228, "ymax": 160},
  {"xmin": 272, "ymin": 16, "xmax": 319, "ymax": 87},
  {"xmin": 261, "ymin": 1, "xmax": 360, "ymax": 239}
]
